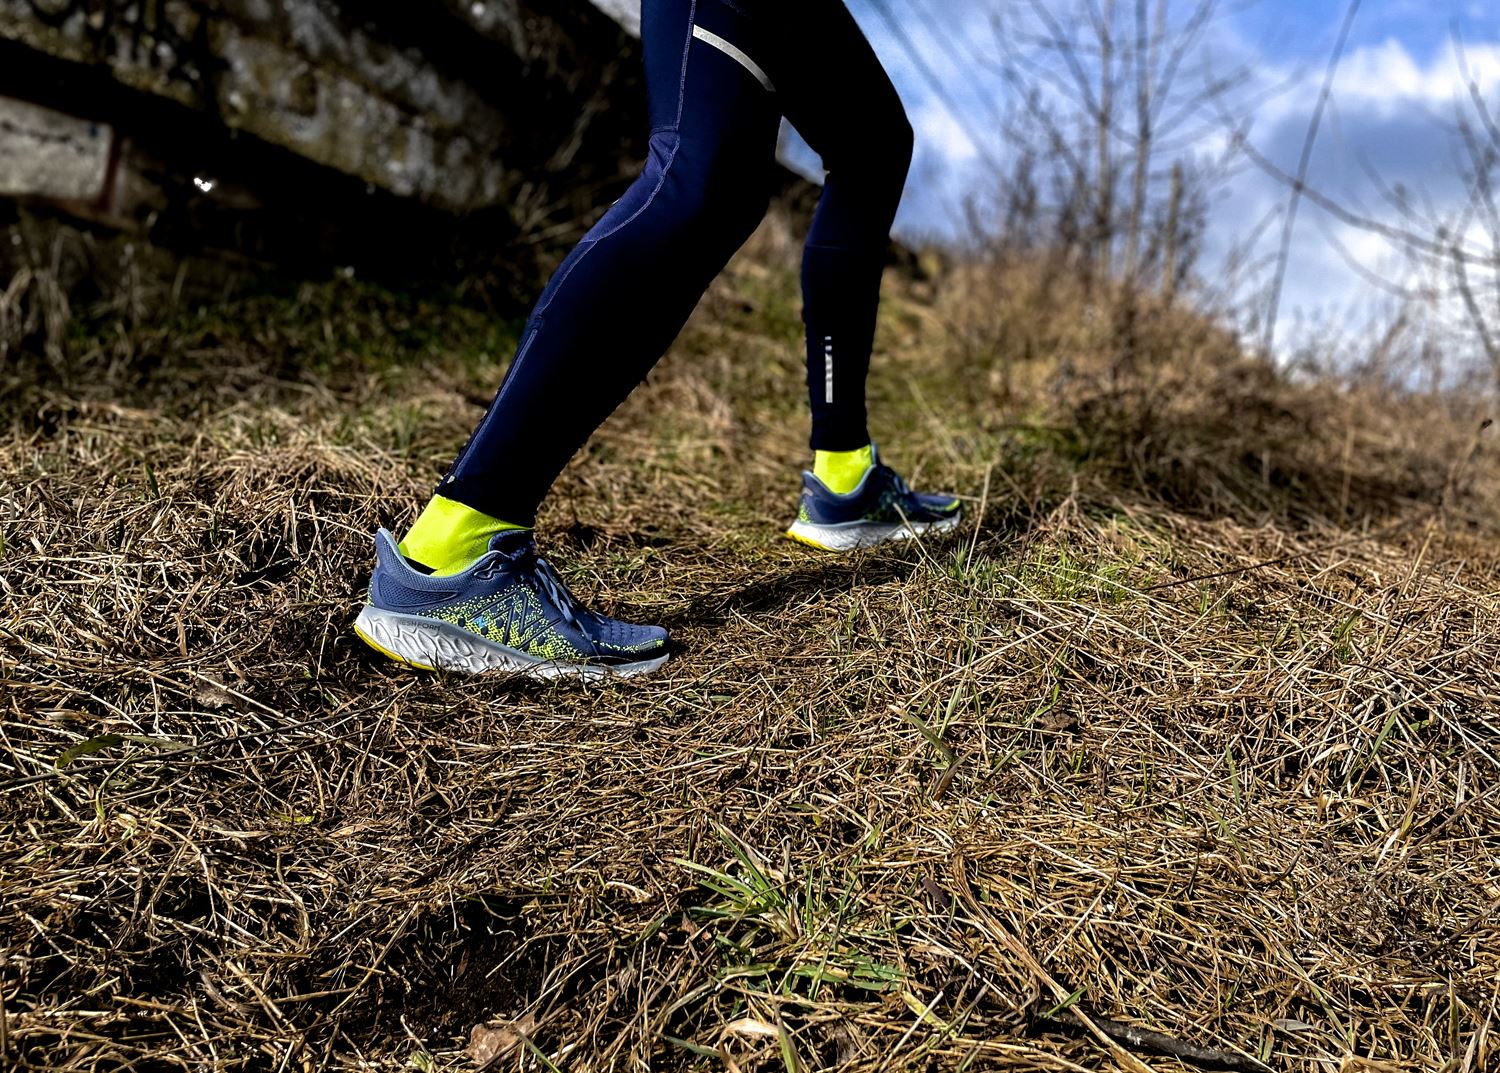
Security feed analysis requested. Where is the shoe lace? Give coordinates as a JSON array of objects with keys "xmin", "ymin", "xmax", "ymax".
[
  {"xmin": 531, "ymin": 555, "xmax": 585, "ymax": 631},
  {"xmin": 476, "ymin": 540, "xmax": 584, "ymax": 630},
  {"xmin": 881, "ymin": 464, "xmax": 913, "ymax": 499}
]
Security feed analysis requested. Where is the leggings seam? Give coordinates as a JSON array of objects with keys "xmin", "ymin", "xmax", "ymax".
[
  {"xmin": 531, "ymin": 134, "xmax": 682, "ymax": 324},
  {"xmin": 474, "ymin": 0, "xmax": 697, "ymax": 439},
  {"xmin": 443, "ymin": 321, "xmax": 542, "ymax": 484},
  {"xmin": 459, "ymin": 132, "xmax": 680, "ymax": 457},
  {"xmin": 531, "ymin": 0, "xmax": 694, "ymax": 324},
  {"xmin": 675, "ymin": 0, "xmax": 696, "ymax": 129}
]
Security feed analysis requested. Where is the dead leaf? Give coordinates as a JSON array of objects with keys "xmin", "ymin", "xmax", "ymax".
[
  {"xmin": 193, "ymin": 680, "xmax": 234, "ymax": 710},
  {"xmin": 466, "ymin": 1015, "xmax": 536, "ymax": 1067},
  {"xmin": 724, "ymin": 1017, "xmax": 778, "ymax": 1039},
  {"xmin": 1339, "ymin": 1059, "xmax": 1401, "ymax": 1073}
]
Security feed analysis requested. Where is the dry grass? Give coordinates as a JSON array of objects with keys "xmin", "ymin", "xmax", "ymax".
[{"xmin": 3, "ymin": 216, "xmax": 1499, "ymax": 1073}]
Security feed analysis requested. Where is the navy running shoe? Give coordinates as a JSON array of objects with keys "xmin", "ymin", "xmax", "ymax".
[
  {"xmin": 786, "ymin": 446, "xmax": 962, "ymax": 551},
  {"xmin": 354, "ymin": 529, "xmax": 669, "ymax": 679}
]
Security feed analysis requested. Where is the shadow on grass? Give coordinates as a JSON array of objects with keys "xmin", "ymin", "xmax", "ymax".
[
  {"xmin": 654, "ymin": 552, "xmax": 919, "ymax": 633},
  {"xmin": 655, "ymin": 507, "xmax": 1036, "ymax": 634}
]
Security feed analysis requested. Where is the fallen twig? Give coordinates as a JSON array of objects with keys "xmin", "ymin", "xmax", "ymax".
[{"xmin": 1039, "ymin": 1010, "xmax": 1274, "ymax": 1073}]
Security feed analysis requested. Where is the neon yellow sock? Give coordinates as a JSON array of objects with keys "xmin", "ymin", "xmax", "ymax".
[
  {"xmin": 814, "ymin": 443, "xmax": 874, "ymax": 495},
  {"xmin": 397, "ymin": 495, "xmax": 526, "ymax": 576}
]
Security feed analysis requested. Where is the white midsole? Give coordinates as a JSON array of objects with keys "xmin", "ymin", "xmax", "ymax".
[
  {"xmin": 787, "ymin": 512, "xmax": 961, "ymax": 551},
  {"xmin": 354, "ymin": 605, "xmax": 668, "ymax": 680}
]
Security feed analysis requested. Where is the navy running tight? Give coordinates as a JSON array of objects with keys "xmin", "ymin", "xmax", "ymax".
[{"xmin": 440, "ymin": 0, "xmax": 913, "ymax": 524}]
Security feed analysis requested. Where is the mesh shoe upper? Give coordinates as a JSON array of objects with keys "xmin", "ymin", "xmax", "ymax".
[
  {"xmin": 797, "ymin": 446, "xmax": 961, "ymax": 527},
  {"xmin": 367, "ymin": 529, "xmax": 667, "ymax": 666}
]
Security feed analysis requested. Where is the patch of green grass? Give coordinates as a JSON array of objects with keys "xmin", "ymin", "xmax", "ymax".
[
  {"xmin": 1014, "ymin": 544, "xmax": 1139, "ymax": 604},
  {"xmin": 677, "ymin": 827, "xmax": 901, "ymax": 1012}
]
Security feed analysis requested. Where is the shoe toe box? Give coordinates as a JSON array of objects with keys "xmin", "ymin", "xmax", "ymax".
[
  {"xmin": 913, "ymin": 491, "xmax": 962, "ymax": 519},
  {"xmin": 591, "ymin": 615, "xmax": 670, "ymax": 660}
]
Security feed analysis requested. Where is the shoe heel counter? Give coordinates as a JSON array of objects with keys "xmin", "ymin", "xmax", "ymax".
[
  {"xmin": 373, "ymin": 528, "xmax": 405, "ymax": 571},
  {"xmin": 800, "ymin": 480, "xmax": 868, "ymax": 526},
  {"xmin": 367, "ymin": 529, "xmax": 439, "ymax": 613},
  {"xmin": 367, "ymin": 569, "xmax": 396, "ymax": 611}
]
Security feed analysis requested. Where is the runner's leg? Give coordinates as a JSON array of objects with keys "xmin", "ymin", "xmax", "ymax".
[
  {"xmin": 762, "ymin": 0, "xmax": 914, "ymax": 460},
  {"xmin": 435, "ymin": 0, "xmax": 782, "ymax": 528}
]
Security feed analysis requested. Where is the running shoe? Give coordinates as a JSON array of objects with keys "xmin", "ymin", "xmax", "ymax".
[
  {"xmin": 785, "ymin": 446, "xmax": 962, "ymax": 551},
  {"xmin": 354, "ymin": 528, "xmax": 669, "ymax": 679}
]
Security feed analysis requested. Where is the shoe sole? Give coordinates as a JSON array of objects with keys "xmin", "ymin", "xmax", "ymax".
[
  {"xmin": 353, "ymin": 606, "xmax": 669, "ymax": 680},
  {"xmin": 785, "ymin": 512, "xmax": 962, "ymax": 552}
]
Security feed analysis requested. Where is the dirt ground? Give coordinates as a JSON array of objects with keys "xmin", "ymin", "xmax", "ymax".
[{"xmin": 3, "ymin": 225, "xmax": 1499, "ymax": 1071}]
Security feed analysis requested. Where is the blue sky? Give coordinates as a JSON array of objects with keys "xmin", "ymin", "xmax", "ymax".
[
  {"xmin": 817, "ymin": 0, "xmax": 1500, "ymax": 356},
  {"xmin": 592, "ymin": 0, "xmax": 1500, "ymax": 357},
  {"xmin": 1236, "ymin": 0, "xmax": 1477, "ymax": 62}
]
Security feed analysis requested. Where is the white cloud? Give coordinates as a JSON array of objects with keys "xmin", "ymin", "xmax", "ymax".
[
  {"xmin": 594, "ymin": 0, "xmax": 1500, "ymax": 366},
  {"xmin": 1334, "ymin": 37, "xmax": 1500, "ymax": 113},
  {"xmin": 910, "ymin": 100, "xmax": 982, "ymax": 164}
]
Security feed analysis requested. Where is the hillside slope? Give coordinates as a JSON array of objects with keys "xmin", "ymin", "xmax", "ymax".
[{"xmin": 2, "ymin": 216, "xmax": 1498, "ymax": 1072}]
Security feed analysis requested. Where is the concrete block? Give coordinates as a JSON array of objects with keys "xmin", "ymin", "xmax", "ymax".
[{"xmin": 0, "ymin": 96, "xmax": 112, "ymax": 201}]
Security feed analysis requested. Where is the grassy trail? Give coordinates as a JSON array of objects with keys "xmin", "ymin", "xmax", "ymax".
[{"xmin": 3, "ymin": 225, "xmax": 1498, "ymax": 1071}]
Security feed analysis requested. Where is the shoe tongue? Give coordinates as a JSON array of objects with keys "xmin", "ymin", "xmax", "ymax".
[{"xmin": 487, "ymin": 529, "xmax": 535, "ymax": 555}]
